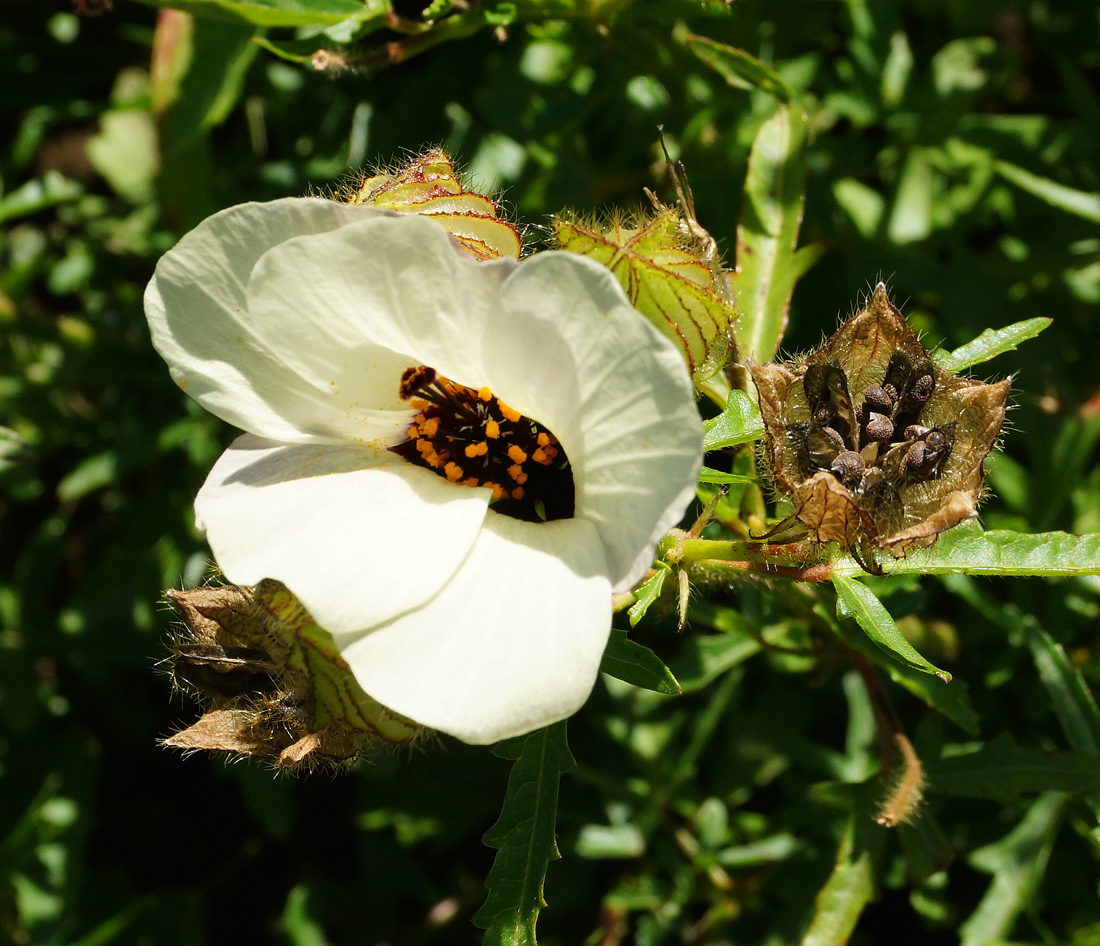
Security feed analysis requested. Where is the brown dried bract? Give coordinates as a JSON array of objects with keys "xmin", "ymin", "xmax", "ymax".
[
  {"xmin": 751, "ymin": 283, "xmax": 1010, "ymax": 569},
  {"xmin": 163, "ymin": 581, "xmax": 423, "ymax": 772}
]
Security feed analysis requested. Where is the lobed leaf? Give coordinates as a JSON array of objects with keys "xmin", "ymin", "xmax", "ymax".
[
  {"xmin": 474, "ymin": 723, "xmax": 575, "ymax": 945},
  {"xmin": 832, "ymin": 575, "xmax": 950, "ymax": 680},
  {"xmin": 934, "ymin": 317, "xmax": 1052, "ymax": 371},
  {"xmin": 626, "ymin": 563, "xmax": 669, "ymax": 627},
  {"xmin": 600, "ymin": 628, "xmax": 681, "ymax": 695}
]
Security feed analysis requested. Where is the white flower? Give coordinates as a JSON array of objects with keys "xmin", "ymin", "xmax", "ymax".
[{"xmin": 145, "ymin": 197, "xmax": 703, "ymax": 744}]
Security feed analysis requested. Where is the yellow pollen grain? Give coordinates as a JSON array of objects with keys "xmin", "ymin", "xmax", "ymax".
[
  {"xmin": 532, "ymin": 447, "xmax": 548, "ymax": 465},
  {"xmin": 465, "ymin": 441, "xmax": 489, "ymax": 458},
  {"xmin": 484, "ymin": 482, "xmax": 505, "ymax": 500},
  {"xmin": 500, "ymin": 403, "xmax": 521, "ymax": 423},
  {"xmin": 537, "ymin": 432, "xmax": 552, "ymax": 446},
  {"xmin": 444, "ymin": 462, "xmax": 464, "ymax": 482},
  {"xmin": 485, "ymin": 420, "xmax": 500, "ymax": 439},
  {"xmin": 477, "ymin": 386, "xmax": 493, "ymax": 402},
  {"xmin": 511, "ymin": 487, "xmax": 525, "ymax": 500},
  {"xmin": 420, "ymin": 417, "xmax": 440, "ymax": 438},
  {"xmin": 461, "ymin": 477, "xmax": 480, "ymax": 488},
  {"xmin": 407, "ymin": 425, "xmax": 419, "ymax": 439},
  {"xmin": 507, "ymin": 464, "xmax": 528, "ymax": 484},
  {"xmin": 507, "ymin": 445, "xmax": 527, "ymax": 464}
]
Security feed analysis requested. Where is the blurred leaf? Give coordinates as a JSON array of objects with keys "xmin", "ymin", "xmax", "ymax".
[
  {"xmin": 799, "ymin": 818, "xmax": 874, "ymax": 946},
  {"xmin": 600, "ymin": 628, "xmax": 681, "ymax": 695},
  {"xmin": 897, "ymin": 813, "xmax": 954, "ymax": 882},
  {"xmin": 960, "ymin": 792, "xmax": 1067, "ymax": 946},
  {"xmin": 995, "ymin": 160, "xmax": 1100, "ymax": 225},
  {"xmin": 887, "ymin": 147, "xmax": 932, "ymax": 244},
  {"xmin": 280, "ymin": 886, "xmax": 330, "ymax": 946},
  {"xmin": 834, "ymin": 523, "xmax": 1100, "ymax": 577},
  {"xmin": 832, "ymin": 178, "xmax": 883, "ymax": 239},
  {"xmin": 1026, "ymin": 622, "xmax": 1100, "ymax": 755},
  {"xmin": 56, "ymin": 452, "xmax": 119, "ymax": 503},
  {"xmin": 626, "ymin": 563, "xmax": 669, "ymax": 627},
  {"xmin": 731, "ymin": 103, "xmax": 822, "ymax": 361},
  {"xmin": 0, "ymin": 426, "xmax": 32, "ymax": 472},
  {"xmin": 129, "ymin": 0, "xmax": 388, "ymax": 27},
  {"xmin": 716, "ymin": 832, "xmax": 805, "ymax": 868},
  {"xmin": 474, "ymin": 722, "xmax": 575, "ymax": 944},
  {"xmin": 86, "ymin": 111, "xmax": 159, "ymax": 203},
  {"xmin": 833, "ymin": 574, "xmax": 949, "ymax": 681},
  {"xmin": 668, "ymin": 630, "xmax": 760, "ymax": 693},
  {"xmin": 697, "ymin": 467, "xmax": 758, "ymax": 485},
  {"xmin": 934, "ymin": 317, "xmax": 1053, "ymax": 372},
  {"xmin": 928, "ymin": 734, "xmax": 1100, "ymax": 804},
  {"xmin": 702, "ymin": 389, "xmax": 765, "ymax": 450},
  {"xmin": 679, "ymin": 30, "xmax": 792, "ymax": 102},
  {"xmin": 0, "ymin": 172, "xmax": 82, "ymax": 224}
]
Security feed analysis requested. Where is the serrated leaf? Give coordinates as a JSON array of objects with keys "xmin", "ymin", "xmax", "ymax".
[
  {"xmin": 800, "ymin": 818, "xmax": 874, "ymax": 946},
  {"xmin": 129, "ymin": 0, "xmax": 389, "ymax": 27},
  {"xmin": 474, "ymin": 723, "xmax": 575, "ymax": 944},
  {"xmin": 626, "ymin": 564, "xmax": 669, "ymax": 627},
  {"xmin": 600, "ymin": 628, "xmax": 681, "ymax": 695},
  {"xmin": 834, "ymin": 522, "xmax": 1100, "ymax": 577},
  {"xmin": 927, "ymin": 734, "xmax": 1100, "ymax": 804},
  {"xmin": 832, "ymin": 575, "xmax": 950, "ymax": 681},
  {"xmin": 960, "ymin": 792, "xmax": 1067, "ymax": 946},
  {"xmin": 680, "ymin": 31, "xmax": 792, "ymax": 102},
  {"xmin": 731, "ymin": 104, "xmax": 820, "ymax": 361},
  {"xmin": 994, "ymin": 160, "xmax": 1100, "ymax": 224},
  {"xmin": 933, "ymin": 317, "xmax": 1052, "ymax": 371},
  {"xmin": 702, "ymin": 389, "xmax": 765, "ymax": 450}
]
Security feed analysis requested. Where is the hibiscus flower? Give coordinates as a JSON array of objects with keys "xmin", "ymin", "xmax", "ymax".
[{"xmin": 145, "ymin": 197, "xmax": 703, "ymax": 744}]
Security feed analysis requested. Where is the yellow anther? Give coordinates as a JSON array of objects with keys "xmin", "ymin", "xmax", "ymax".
[
  {"xmin": 465, "ymin": 441, "xmax": 489, "ymax": 458},
  {"xmin": 537, "ymin": 432, "xmax": 552, "ymax": 446},
  {"xmin": 500, "ymin": 403, "xmax": 521, "ymax": 423},
  {"xmin": 532, "ymin": 448, "xmax": 548, "ymax": 465},
  {"xmin": 511, "ymin": 487, "xmax": 525, "ymax": 500},
  {"xmin": 507, "ymin": 465, "xmax": 528, "ymax": 484},
  {"xmin": 444, "ymin": 462, "xmax": 464, "ymax": 482},
  {"xmin": 485, "ymin": 420, "xmax": 500, "ymax": 439},
  {"xmin": 478, "ymin": 386, "xmax": 493, "ymax": 401},
  {"xmin": 461, "ymin": 477, "xmax": 480, "ymax": 488},
  {"xmin": 420, "ymin": 416, "xmax": 440, "ymax": 438},
  {"xmin": 507, "ymin": 445, "xmax": 527, "ymax": 464},
  {"xmin": 407, "ymin": 425, "xmax": 419, "ymax": 439}
]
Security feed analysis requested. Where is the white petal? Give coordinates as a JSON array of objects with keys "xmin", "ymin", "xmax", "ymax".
[
  {"xmin": 481, "ymin": 251, "xmax": 704, "ymax": 590},
  {"xmin": 243, "ymin": 215, "xmax": 518, "ymax": 404},
  {"xmin": 337, "ymin": 514, "xmax": 612, "ymax": 744},
  {"xmin": 145, "ymin": 198, "xmax": 398, "ymax": 443},
  {"xmin": 195, "ymin": 434, "xmax": 489, "ymax": 633}
]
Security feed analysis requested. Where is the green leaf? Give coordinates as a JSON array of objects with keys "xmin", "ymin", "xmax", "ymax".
[
  {"xmin": 697, "ymin": 467, "xmax": 758, "ymax": 485},
  {"xmin": 0, "ymin": 427, "xmax": 32, "ymax": 473},
  {"xmin": 474, "ymin": 723, "xmax": 575, "ymax": 944},
  {"xmin": 679, "ymin": 30, "xmax": 792, "ymax": 103},
  {"xmin": 668, "ymin": 631, "xmax": 761, "ymax": 694},
  {"xmin": 832, "ymin": 574, "xmax": 950, "ymax": 681},
  {"xmin": 731, "ymin": 104, "xmax": 819, "ymax": 361},
  {"xmin": 1026, "ymin": 622, "xmax": 1100, "ymax": 755},
  {"xmin": 933, "ymin": 317, "xmax": 1053, "ymax": 371},
  {"xmin": 702, "ymin": 390, "xmax": 765, "ymax": 450},
  {"xmin": 834, "ymin": 522, "xmax": 1100, "ymax": 577},
  {"xmin": 927, "ymin": 734, "xmax": 1100, "ymax": 804},
  {"xmin": 960, "ymin": 792, "xmax": 1067, "ymax": 946},
  {"xmin": 128, "ymin": 0, "xmax": 389, "ymax": 28},
  {"xmin": 600, "ymin": 628, "xmax": 681, "ymax": 695},
  {"xmin": 626, "ymin": 563, "xmax": 669, "ymax": 627},
  {"xmin": 994, "ymin": 160, "xmax": 1100, "ymax": 225},
  {"xmin": 800, "ymin": 818, "xmax": 874, "ymax": 946},
  {"xmin": 0, "ymin": 172, "xmax": 82, "ymax": 224},
  {"xmin": 814, "ymin": 603, "xmax": 979, "ymax": 735}
]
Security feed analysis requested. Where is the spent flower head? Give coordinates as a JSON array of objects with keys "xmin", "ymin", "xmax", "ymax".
[
  {"xmin": 145, "ymin": 189, "xmax": 703, "ymax": 744},
  {"xmin": 751, "ymin": 283, "xmax": 1010, "ymax": 570}
]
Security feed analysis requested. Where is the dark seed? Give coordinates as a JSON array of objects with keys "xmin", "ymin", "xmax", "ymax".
[
  {"xmin": 863, "ymin": 385, "xmax": 894, "ymax": 414},
  {"xmin": 910, "ymin": 373, "xmax": 934, "ymax": 403},
  {"xmin": 864, "ymin": 412, "xmax": 894, "ymax": 442}
]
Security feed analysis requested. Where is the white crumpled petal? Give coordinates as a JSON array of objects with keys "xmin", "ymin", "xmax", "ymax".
[
  {"xmin": 337, "ymin": 514, "xmax": 612, "ymax": 744},
  {"xmin": 195, "ymin": 434, "xmax": 489, "ymax": 632}
]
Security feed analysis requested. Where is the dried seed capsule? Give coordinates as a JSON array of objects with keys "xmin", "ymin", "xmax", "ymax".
[{"xmin": 830, "ymin": 450, "xmax": 865, "ymax": 485}]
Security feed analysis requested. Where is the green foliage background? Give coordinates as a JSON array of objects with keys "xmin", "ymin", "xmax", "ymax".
[{"xmin": 2, "ymin": 0, "xmax": 1100, "ymax": 943}]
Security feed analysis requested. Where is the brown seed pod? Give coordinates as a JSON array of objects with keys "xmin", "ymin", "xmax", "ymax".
[{"xmin": 750, "ymin": 282, "xmax": 1010, "ymax": 568}]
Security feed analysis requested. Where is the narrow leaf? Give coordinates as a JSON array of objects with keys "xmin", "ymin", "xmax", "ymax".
[
  {"xmin": 934, "ymin": 317, "xmax": 1052, "ymax": 371},
  {"xmin": 703, "ymin": 389, "xmax": 765, "ymax": 450},
  {"xmin": 474, "ymin": 723, "xmax": 575, "ymax": 945},
  {"xmin": 834, "ymin": 522, "xmax": 1100, "ymax": 577},
  {"xmin": 129, "ymin": 0, "xmax": 389, "ymax": 27},
  {"xmin": 927, "ymin": 734, "xmax": 1100, "ymax": 804},
  {"xmin": 732, "ymin": 104, "xmax": 817, "ymax": 361},
  {"xmin": 960, "ymin": 792, "xmax": 1067, "ymax": 946},
  {"xmin": 681, "ymin": 31, "xmax": 792, "ymax": 102},
  {"xmin": 600, "ymin": 628, "xmax": 681, "ymax": 695},
  {"xmin": 832, "ymin": 575, "xmax": 950, "ymax": 681},
  {"xmin": 698, "ymin": 467, "xmax": 758, "ymax": 485},
  {"xmin": 1026, "ymin": 621, "xmax": 1100, "ymax": 755},
  {"xmin": 800, "ymin": 819, "xmax": 874, "ymax": 946},
  {"xmin": 995, "ymin": 160, "xmax": 1100, "ymax": 224},
  {"xmin": 627, "ymin": 564, "xmax": 669, "ymax": 627}
]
